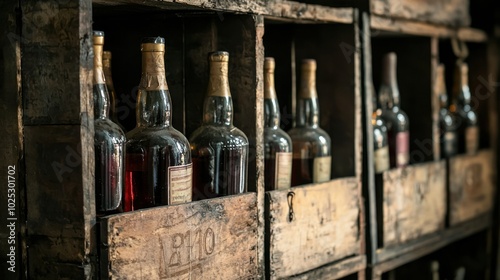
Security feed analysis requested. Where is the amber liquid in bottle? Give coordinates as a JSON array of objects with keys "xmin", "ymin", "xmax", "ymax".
[
  {"xmin": 102, "ymin": 51, "xmax": 125, "ymax": 131},
  {"xmin": 451, "ymin": 62, "xmax": 479, "ymax": 155},
  {"xmin": 378, "ymin": 52, "xmax": 410, "ymax": 168},
  {"xmin": 190, "ymin": 52, "xmax": 249, "ymax": 200},
  {"xmin": 263, "ymin": 58, "xmax": 293, "ymax": 191},
  {"xmin": 288, "ymin": 59, "xmax": 331, "ymax": 186},
  {"xmin": 124, "ymin": 37, "xmax": 192, "ymax": 211},
  {"xmin": 437, "ymin": 64, "xmax": 458, "ymax": 158},
  {"xmin": 93, "ymin": 31, "xmax": 126, "ymax": 216}
]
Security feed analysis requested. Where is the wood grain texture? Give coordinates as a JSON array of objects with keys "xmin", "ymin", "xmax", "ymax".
[
  {"xmin": 371, "ymin": 15, "xmax": 487, "ymax": 42},
  {"xmin": 381, "ymin": 161, "xmax": 446, "ymax": 247},
  {"xmin": 448, "ymin": 149, "xmax": 495, "ymax": 226},
  {"xmin": 288, "ymin": 255, "xmax": 366, "ymax": 280},
  {"xmin": 266, "ymin": 177, "xmax": 361, "ymax": 279},
  {"xmin": 93, "ymin": 0, "xmax": 354, "ymax": 24},
  {"xmin": 371, "ymin": 0, "xmax": 470, "ymax": 27},
  {"xmin": 22, "ymin": 0, "xmax": 96, "ymax": 278},
  {"xmin": 25, "ymin": 125, "xmax": 95, "ymax": 279},
  {"xmin": 0, "ymin": 1, "xmax": 23, "ymax": 279},
  {"xmin": 100, "ymin": 193, "xmax": 258, "ymax": 280}
]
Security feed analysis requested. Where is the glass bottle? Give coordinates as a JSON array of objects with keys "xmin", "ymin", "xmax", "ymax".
[
  {"xmin": 263, "ymin": 57, "xmax": 293, "ymax": 191},
  {"xmin": 288, "ymin": 59, "xmax": 331, "ymax": 186},
  {"xmin": 451, "ymin": 62, "xmax": 479, "ymax": 155},
  {"xmin": 436, "ymin": 64, "xmax": 458, "ymax": 158},
  {"xmin": 102, "ymin": 51, "xmax": 124, "ymax": 130},
  {"xmin": 190, "ymin": 51, "xmax": 249, "ymax": 200},
  {"xmin": 125, "ymin": 37, "xmax": 192, "ymax": 211},
  {"xmin": 372, "ymin": 87, "xmax": 390, "ymax": 174},
  {"xmin": 92, "ymin": 31, "xmax": 126, "ymax": 216},
  {"xmin": 378, "ymin": 52, "xmax": 410, "ymax": 168}
]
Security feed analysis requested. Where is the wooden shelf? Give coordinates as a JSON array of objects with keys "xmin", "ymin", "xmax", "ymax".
[
  {"xmin": 93, "ymin": 0, "xmax": 354, "ymax": 24},
  {"xmin": 371, "ymin": 15, "xmax": 488, "ymax": 42},
  {"xmin": 289, "ymin": 255, "xmax": 366, "ymax": 280},
  {"xmin": 372, "ymin": 214, "xmax": 491, "ymax": 275}
]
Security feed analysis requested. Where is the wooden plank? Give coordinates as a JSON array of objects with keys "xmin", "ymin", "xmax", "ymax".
[
  {"xmin": 370, "ymin": 0, "xmax": 470, "ymax": 27},
  {"xmin": 0, "ymin": 1, "xmax": 23, "ymax": 279},
  {"xmin": 288, "ymin": 255, "xmax": 366, "ymax": 280},
  {"xmin": 374, "ymin": 214, "xmax": 490, "ymax": 272},
  {"xmin": 266, "ymin": 177, "xmax": 361, "ymax": 279},
  {"xmin": 371, "ymin": 15, "xmax": 488, "ymax": 42},
  {"xmin": 22, "ymin": 0, "xmax": 86, "ymax": 125},
  {"xmin": 100, "ymin": 193, "xmax": 258, "ymax": 279},
  {"xmin": 93, "ymin": 0, "xmax": 354, "ymax": 24},
  {"xmin": 448, "ymin": 150, "xmax": 495, "ymax": 225},
  {"xmin": 380, "ymin": 161, "xmax": 446, "ymax": 246},
  {"xmin": 22, "ymin": 0, "xmax": 96, "ymax": 278},
  {"xmin": 25, "ymin": 125, "xmax": 95, "ymax": 279}
]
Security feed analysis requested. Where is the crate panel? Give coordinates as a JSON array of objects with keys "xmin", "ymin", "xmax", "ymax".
[
  {"xmin": 381, "ymin": 161, "xmax": 446, "ymax": 246},
  {"xmin": 100, "ymin": 193, "xmax": 258, "ymax": 280},
  {"xmin": 266, "ymin": 178, "xmax": 361, "ymax": 279},
  {"xmin": 448, "ymin": 149, "xmax": 495, "ymax": 225}
]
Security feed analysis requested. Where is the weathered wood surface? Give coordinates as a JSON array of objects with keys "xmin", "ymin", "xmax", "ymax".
[
  {"xmin": 266, "ymin": 178, "xmax": 361, "ymax": 279},
  {"xmin": 373, "ymin": 214, "xmax": 490, "ymax": 273},
  {"xmin": 380, "ymin": 161, "xmax": 446, "ymax": 247},
  {"xmin": 22, "ymin": 0, "xmax": 96, "ymax": 278},
  {"xmin": 288, "ymin": 255, "xmax": 366, "ymax": 280},
  {"xmin": 100, "ymin": 193, "xmax": 258, "ymax": 280},
  {"xmin": 371, "ymin": 15, "xmax": 487, "ymax": 43},
  {"xmin": 448, "ymin": 150, "xmax": 495, "ymax": 226},
  {"xmin": 371, "ymin": 0, "xmax": 470, "ymax": 27},
  {"xmin": 93, "ymin": 0, "xmax": 354, "ymax": 24},
  {"xmin": 0, "ymin": 1, "xmax": 23, "ymax": 279}
]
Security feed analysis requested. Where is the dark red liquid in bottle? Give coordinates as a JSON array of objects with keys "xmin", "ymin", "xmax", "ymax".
[{"xmin": 291, "ymin": 157, "xmax": 314, "ymax": 186}]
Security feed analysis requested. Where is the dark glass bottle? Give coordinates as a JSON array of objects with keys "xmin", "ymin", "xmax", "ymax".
[
  {"xmin": 437, "ymin": 64, "xmax": 458, "ymax": 158},
  {"xmin": 372, "ymin": 86, "xmax": 390, "ymax": 174},
  {"xmin": 125, "ymin": 37, "xmax": 192, "ymax": 211},
  {"xmin": 288, "ymin": 59, "xmax": 331, "ymax": 186},
  {"xmin": 264, "ymin": 57, "xmax": 292, "ymax": 191},
  {"xmin": 190, "ymin": 51, "xmax": 249, "ymax": 200},
  {"xmin": 378, "ymin": 52, "xmax": 410, "ymax": 168},
  {"xmin": 451, "ymin": 62, "xmax": 479, "ymax": 155},
  {"xmin": 92, "ymin": 31, "xmax": 126, "ymax": 216},
  {"xmin": 102, "ymin": 51, "xmax": 124, "ymax": 131}
]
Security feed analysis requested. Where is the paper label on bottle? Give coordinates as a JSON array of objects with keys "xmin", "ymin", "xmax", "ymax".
[
  {"xmin": 374, "ymin": 146, "xmax": 390, "ymax": 174},
  {"xmin": 396, "ymin": 132, "xmax": 410, "ymax": 167},
  {"xmin": 168, "ymin": 163, "xmax": 193, "ymax": 205},
  {"xmin": 465, "ymin": 126, "xmax": 479, "ymax": 155},
  {"xmin": 442, "ymin": 131, "xmax": 458, "ymax": 157},
  {"xmin": 313, "ymin": 156, "xmax": 331, "ymax": 183},
  {"xmin": 275, "ymin": 152, "xmax": 292, "ymax": 190}
]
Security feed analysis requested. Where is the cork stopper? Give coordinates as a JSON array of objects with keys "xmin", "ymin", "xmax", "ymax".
[
  {"xmin": 299, "ymin": 59, "xmax": 317, "ymax": 98},
  {"xmin": 264, "ymin": 57, "xmax": 275, "ymax": 72},
  {"xmin": 103, "ymin": 51, "xmax": 112, "ymax": 60},
  {"xmin": 302, "ymin": 59, "xmax": 317, "ymax": 71},
  {"xmin": 93, "ymin": 31, "xmax": 104, "ymax": 45}
]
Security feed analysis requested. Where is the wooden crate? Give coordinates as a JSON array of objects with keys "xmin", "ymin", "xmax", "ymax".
[
  {"xmin": 100, "ymin": 193, "xmax": 258, "ymax": 279},
  {"xmin": 377, "ymin": 162, "xmax": 447, "ymax": 247},
  {"xmin": 448, "ymin": 149, "xmax": 495, "ymax": 226},
  {"xmin": 263, "ymin": 13, "xmax": 364, "ymax": 278},
  {"xmin": 266, "ymin": 178, "xmax": 361, "ymax": 279}
]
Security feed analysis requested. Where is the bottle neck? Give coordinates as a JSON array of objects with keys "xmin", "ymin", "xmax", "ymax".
[
  {"xmin": 453, "ymin": 64, "xmax": 472, "ymax": 107},
  {"xmin": 297, "ymin": 69, "xmax": 319, "ymax": 127},
  {"xmin": 93, "ymin": 43, "xmax": 109, "ymax": 119},
  {"xmin": 436, "ymin": 69, "xmax": 449, "ymax": 110},
  {"xmin": 203, "ymin": 60, "xmax": 232, "ymax": 126},
  {"xmin": 103, "ymin": 56, "xmax": 118, "ymax": 120},
  {"xmin": 380, "ymin": 55, "xmax": 400, "ymax": 107},
  {"xmin": 137, "ymin": 51, "xmax": 171, "ymax": 127},
  {"xmin": 264, "ymin": 70, "xmax": 280, "ymax": 128}
]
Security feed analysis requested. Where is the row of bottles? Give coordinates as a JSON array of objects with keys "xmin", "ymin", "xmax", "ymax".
[
  {"xmin": 93, "ymin": 31, "xmax": 333, "ymax": 216},
  {"xmin": 372, "ymin": 52, "xmax": 479, "ymax": 174}
]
